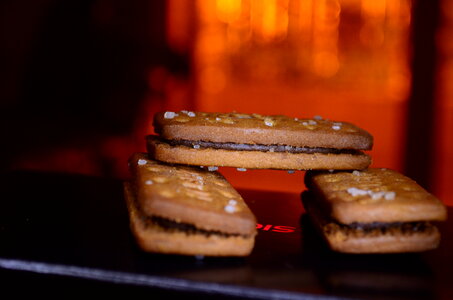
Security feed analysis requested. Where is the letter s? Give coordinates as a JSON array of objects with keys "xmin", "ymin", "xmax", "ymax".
[{"xmin": 272, "ymin": 225, "xmax": 296, "ymax": 233}]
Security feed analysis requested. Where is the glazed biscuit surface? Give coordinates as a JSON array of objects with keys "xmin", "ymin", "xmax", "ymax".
[
  {"xmin": 302, "ymin": 191, "xmax": 441, "ymax": 253},
  {"xmin": 124, "ymin": 182, "xmax": 256, "ymax": 256},
  {"xmin": 153, "ymin": 111, "xmax": 373, "ymax": 150},
  {"xmin": 129, "ymin": 153, "xmax": 256, "ymax": 235},
  {"xmin": 305, "ymin": 168, "xmax": 447, "ymax": 224}
]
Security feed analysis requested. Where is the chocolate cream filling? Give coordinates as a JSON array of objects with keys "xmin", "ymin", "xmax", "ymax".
[
  {"xmin": 302, "ymin": 192, "xmax": 436, "ymax": 238},
  {"xmin": 324, "ymin": 220, "xmax": 436, "ymax": 237},
  {"xmin": 161, "ymin": 138, "xmax": 363, "ymax": 155},
  {"xmin": 144, "ymin": 215, "xmax": 251, "ymax": 239}
]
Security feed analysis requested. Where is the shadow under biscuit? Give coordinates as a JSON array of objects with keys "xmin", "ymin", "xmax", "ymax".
[{"xmin": 299, "ymin": 193, "xmax": 436, "ymax": 300}]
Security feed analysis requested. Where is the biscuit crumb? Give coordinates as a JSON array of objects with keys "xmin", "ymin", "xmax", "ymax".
[
  {"xmin": 220, "ymin": 190, "xmax": 234, "ymax": 198},
  {"xmin": 252, "ymin": 113, "xmax": 264, "ymax": 119},
  {"xmin": 233, "ymin": 113, "xmax": 252, "ymax": 119},
  {"xmin": 164, "ymin": 111, "xmax": 177, "ymax": 119},
  {"xmin": 152, "ymin": 176, "xmax": 169, "ymax": 183},
  {"xmin": 220, "ymin": 118, "xmax": 235, "ymax": 124}
]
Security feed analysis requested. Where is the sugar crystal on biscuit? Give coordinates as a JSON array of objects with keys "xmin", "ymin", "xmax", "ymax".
[
  {"xmin": 347, "ymin": 187, "xmax": 369, "ymax": 196},
  {"xmin": 228, "ymin": 199, "xmax": 238, "ymax": 205},
  {"xmin": 138, "ymin": 159, "xmax": 147, "ymax": 165},
  {"xmin": 385, "ymin": 191, "xmax": 396, "ymax": 200},
  {"xmin": 347, "ymin": 186, "xmax": 396, "ymax": 201},
  {"xmin": 164, "ymin": 111, "xmax": 177, "ymax": 119},
  {"xmin": 332, "ymin": 125, "xmax": 341, "ymax": 130},
  {"xmin": 208, "ymin": 166, "xmax": 218, "ymax": 171},
  {"xmin": 264, "ymin": 118, "xmax": 275, "ymax": 126},
  {"xmin": 371, "ymin": 191, "xmax": 385, "ymax": 200},
  {"xmin": 187, "ymin": 111, "xmax": 196, "ymax": 117},
  {"xmin": 145, "ymin": 180, "xmax": 153, "ymax": 185},
  {"xmin": 224, "ymin": 204, "xmax": 236, "ymax": 213},
  {"xmin": 237, "ymin": 168, "xmax": 247, "ymax": 172}
]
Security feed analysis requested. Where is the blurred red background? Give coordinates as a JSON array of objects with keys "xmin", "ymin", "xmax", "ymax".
[{"xmin": 1, "ymin": 0, "xmax": 451, "ymax": 205}]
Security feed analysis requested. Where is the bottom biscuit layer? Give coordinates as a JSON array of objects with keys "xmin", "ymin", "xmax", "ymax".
[
  {"xmin": 124, "ymin": 182, "xmax": 255, "ymax": 256},
  {"xmin": 147, "ymin": 137, "xmax": 371, "ymax": 170},
  {"xmin": 302, "ymin": 192, "xmax": 441, "ymax": 253}
]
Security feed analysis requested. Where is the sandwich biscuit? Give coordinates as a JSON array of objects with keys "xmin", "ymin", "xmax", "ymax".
[
  {"xmin": 124, "ymin": 153, "xmax": 257, "ymax": 256},
  {"xmin": 303, "ymin": 168, "xmax": 447, "ymax": 253},
  {"xmin": 147, "ymin": 111, "xmax": 373, "ymax": 170}
]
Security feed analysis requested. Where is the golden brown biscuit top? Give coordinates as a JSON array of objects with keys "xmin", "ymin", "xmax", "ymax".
[
  {"xmin": 128, "ymin": 153, "xmax": 256, "ymax": 235},
  {"xmin": 306, "ymin": 168, "xmax": 447, "ymax": 224},
  {"xmin": 153, "ymin": 111, "xmax": 373, "ymax": 150}
]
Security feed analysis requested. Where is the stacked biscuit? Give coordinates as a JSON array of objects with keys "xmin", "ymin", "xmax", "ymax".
[{"xmin": 124, "ymin": 110, "xmax": 447, "ymax": 256}]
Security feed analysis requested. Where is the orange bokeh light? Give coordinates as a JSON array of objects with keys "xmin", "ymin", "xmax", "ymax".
[{"xmin": 162, "ymin": 0, "xmax": 452, "ymax": 205}]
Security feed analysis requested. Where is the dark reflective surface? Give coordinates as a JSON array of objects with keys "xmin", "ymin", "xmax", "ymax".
[{"xmin": 1, "ymin": 171, "xmax": 452, "ymax": 299}]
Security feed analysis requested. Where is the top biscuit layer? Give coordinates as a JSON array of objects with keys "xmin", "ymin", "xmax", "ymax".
[
  {"xmin": 153, "ymin": 111, "xmax": 373, "ymax": 150},
  {"xmin": 305, "ymin": 168, "xmax": 447, "ymax": 224},
  {"xmin": 129, "ymin": 153, "xmax": 256, "ymax": 235}
]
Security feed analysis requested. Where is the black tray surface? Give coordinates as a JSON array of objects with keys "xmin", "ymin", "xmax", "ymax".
[{"xmin": 1, "ymin": 171, "xmax": 452, "ymax": 299}]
